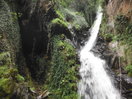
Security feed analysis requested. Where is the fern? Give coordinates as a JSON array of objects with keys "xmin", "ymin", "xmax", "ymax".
[
  {"xmin": 0, "ymin": 52, "xmax": 10, "ymax": 60},
  {"xmin": 0, "ymin": 52, "xmax": 11, "ymax": 65}
]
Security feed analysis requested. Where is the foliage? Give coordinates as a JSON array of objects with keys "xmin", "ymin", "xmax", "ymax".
[
  {"xmin": 73, "ymin": 0, "xmax": 103, "ymax": 26},
  {"xmin": 56, "ymin": 10, "xmax": 65, "ymax": 20},
  {"xmin": 52, "ymin": 0, "xmax": 98, "ymax": 30},
  {"xmin": 0, "ymin": 52, "xmax": 11, "ymax": 65},
  {"xmin": 114, "ymin": 15, "xmax": 132, "ymax": 47},
  {"xmin": 100, "ymin": 14, "xmax": 132, "ymax": 76},
  {"xmin": 125, "ymin": 65, "xmax": 132, "ymax": 76},
  {"xmin": 0, "ymin": 0, "xmax": 21, "ymax": 59},
  {"xmin": 52, "ymin": 8, "xmax": 87, "ymax": 30},
  {"xmin": 100, "ymin": 14, "xmax": 132, "ymax": 47},
  {"xmin": 0, "ymin": 65, "xmax": 25, "ymax": 97},
  {"xmin": 0, "ymin": 51, "xmax": 25, "ymax": 97},
  {"xmin": 11, "ymin": 12, "xmax": 22, "ymax": 21},
  {"xmin": 53, "ymin": 0, "xmax": 74, "ymax": 8},
  {"xmin": 63, "ymin": 8, "xmax": 88, "ymax": 30},
  {"xmin": 0, "ymin": 78, "xmax": 14, "ymax": 97},
  {"xmin": 45, "ymin": 35, "xmax": 79, "ymax": 99},
  {"xmin": 115, "ymin": 15, "xmax": 129, "ymax": 34},
  {"xmin": 100, "ymin": 15, "xmax": 114, "ymax": 42},
  {"xmin": 15, "ymin": 74, "xmax": 25, "ymax": 82},
  {"xmin": 116, "ymin": 32, "xmax": 132, "ymax": 47},
  {"xmin": 51, "ymin": 18, "xmax": 69, "ymax": 28},
  {"xmin": 51, "ymin": 9, "xmax": 69, "ymax": 28}
]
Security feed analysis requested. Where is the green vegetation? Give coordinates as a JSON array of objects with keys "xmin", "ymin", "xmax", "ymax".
[
  {"xmin": 0, "ymin": 78, "xmax": 14, "ymax": 97},
  {"xmin": 125, "ymin": 65, "xmax": 132, "ymax": 77},
  {"xmin": 100, "ymin": 14, "xmax": 132, "ymax": 46},
  {"xmin": 56, "ymin": 10, "xmax": 65, "ymax": 20},
  {"xmin": 0, "ymin": 52, "xmax": 11, "ymax": 65},
  {"xmin": 53, "ymin": 0, "xmax": 74, "ymax": 8},
  {"xmin": 51, "ymin": 18, "xmax": 69, "ymax": 28},
  {"xmin": 11, "ymin": 12, "xmax": 22, "ymax": 21},
  {"xmin": 51, "ymin": 9, "xmax": 69, "ymax": 28},
  {"xmin": 44, "ymin": 35, "xmax": 79, "ymax": 99},
  {"xmin": 52, "ymin": 0, "xmax": 105, "ymax": 30},
  {"xmin": 0, "ymin": 65, "xmax": 25, "ymax": 97},
  {"xmin": 100, "ymin": 15, "xmax": 113, "ymax": 41},
  {"xmin": 15, "ymin": 74, "xmax": 25, "ymax": 82},
  {"xmin": 52, "ymin": 0, "xmax": 94, "ymax": 31},
  {"xmin": 100, "ymin": 14, "xmax": 132, "ymax": 76},
  {"xmin": 0, "ymin": 51, "xmax": 25, "ymax": 97},
  {"xmin": 115, "ymin": 15, "xmax": 129, "ymax": 33},
  {"xmin": 114, "ymin": 15, "xmax": 132, "ymax": 47},
  {"xmin": 64, "ymin": 8, "xmax": 88, "ymax": 30}
]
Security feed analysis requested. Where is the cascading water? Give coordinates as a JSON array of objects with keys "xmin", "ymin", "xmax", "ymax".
[{"xmin": 78, "ymin": 6, "xmax": 121, "ymax": 99}]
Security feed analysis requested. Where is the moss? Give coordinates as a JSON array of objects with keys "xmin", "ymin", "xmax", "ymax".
[
  {"xmin": 52, "ymin": 8, "xmax": 86, "ymax": 31},
  {"xmin": 51, "ymin": 18, "xmax": 69, "ymax": 28},
  {"xmin": 44, "ymin": 35, "xmax": 79, "ymax": 99},
  {"xmin": 52, "ymin": 0, "xmax": 89, "ymax": 31}
]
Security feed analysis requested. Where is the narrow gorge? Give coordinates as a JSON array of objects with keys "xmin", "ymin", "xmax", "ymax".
[{"xmin": 0, "ymin": 0, "xmax": 132, "ymax": 99}]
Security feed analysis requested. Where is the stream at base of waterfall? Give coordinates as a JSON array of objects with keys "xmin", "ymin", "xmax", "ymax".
[{"xmin": 78, "ymin": 6, "xmax": 121, "ymax": 99}]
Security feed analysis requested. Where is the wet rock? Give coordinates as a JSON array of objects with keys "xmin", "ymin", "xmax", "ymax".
[
  {"xmin": 74, "ymin": 27, "xmax": 90, "ymax": 48},
  {"xmin": 118, "ymin": 75, "xmax": 132, "ymax": 98}
]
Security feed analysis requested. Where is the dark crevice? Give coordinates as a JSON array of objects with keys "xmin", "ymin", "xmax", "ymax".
[{"xmin": 17, "ymin": 0, "xmax": 55, "ymax": 82}]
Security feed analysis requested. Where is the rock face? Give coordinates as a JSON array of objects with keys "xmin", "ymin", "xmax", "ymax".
[
  {"xmin": 107, "ymin": 0, "xmax": 132, "ymax": 21},
  {"xmin": 0, "ymin": 0, "xmax": 21, "ymax": 65},
  {"xmin": 0, "ymin": 0, "xmax": 34, "ymax": 98},
  {"xmin": 105, "ymin": 0, "xmax": 132, "ymax": 71},
  {"xmin": 1, "ymin": 0, "xmax": 89, "ymax": 98},
  {"xmin": 99, "ymin": 0, "xmax": 132, "ymax": 98},
  {"xmin": 21, "ymin": 0, "xmax": 54, "ymax": 56},
  {"xmin": 0, "ymin": 0, "xmax": 132, "ymax": 98}
]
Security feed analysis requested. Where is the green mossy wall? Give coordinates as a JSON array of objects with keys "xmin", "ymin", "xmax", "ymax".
[
  {"xmin": 0, "ymin": 0, "xmax": 21, "ymax": 66},
  {"xmin": 0, "ymin": 1, "xmax": 30, "ymax": 98},
  {"xmin": 43, "ymin": 35, "xmax": 79, "ymax": 99}
]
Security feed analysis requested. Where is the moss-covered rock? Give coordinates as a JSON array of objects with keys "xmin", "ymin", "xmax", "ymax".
[
  {"xmin": 0, "ymin": 1, "xmax": 35, "ymax": 98},
  {"xmin": 43, "ymin": 35, "xmax": 79, "ymax": 99},
  {"xmin": 0, "ymin": 0, "xmax": 21, "ymax": 61}
]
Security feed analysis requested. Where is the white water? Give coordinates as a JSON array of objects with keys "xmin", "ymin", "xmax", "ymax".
[{"xmin": 78, "ymin": 7, "xmax": 121, "ymax": 99}]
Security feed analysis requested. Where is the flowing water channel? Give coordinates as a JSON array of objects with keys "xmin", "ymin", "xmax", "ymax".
[{"xmin": 78, "ymin": 6, "xmax": 121, "ymax": 99}]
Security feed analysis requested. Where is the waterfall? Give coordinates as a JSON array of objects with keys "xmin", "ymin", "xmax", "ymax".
[{"xmin": 78, "ymin": 6, "xmax": 121, "ymax": 99}]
